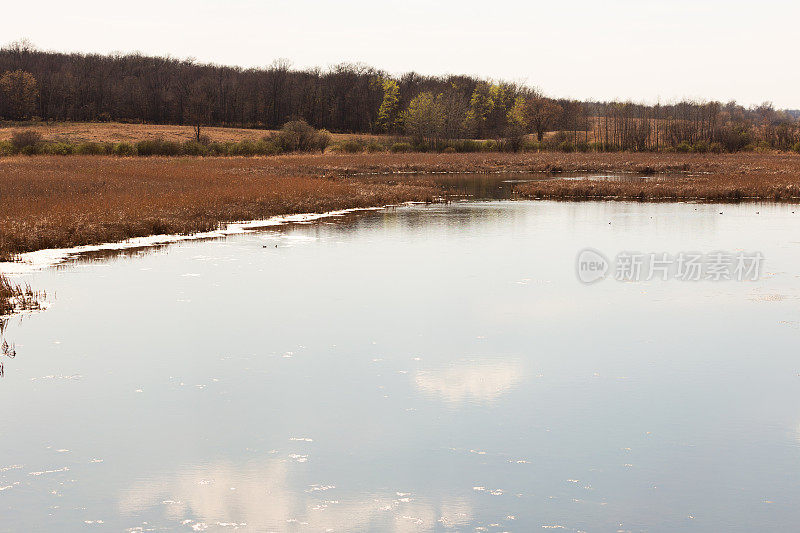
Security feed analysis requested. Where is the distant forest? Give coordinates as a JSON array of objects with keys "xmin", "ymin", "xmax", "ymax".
[{"xmin": 2, "ymin": 41, "xmax": 800, "ymax": 152}]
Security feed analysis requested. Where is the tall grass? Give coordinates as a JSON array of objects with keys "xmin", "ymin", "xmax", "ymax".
[
  {"xmin": 0, "ymin": 155, "xmax": 442, "ymax": 259},
  {"xmin": 0, "ymin": 274, "xmax": 42, "ymax": 316},
  {"xmin": 1, "ymin": 151, "xmax": 799, "ymax": 260}
]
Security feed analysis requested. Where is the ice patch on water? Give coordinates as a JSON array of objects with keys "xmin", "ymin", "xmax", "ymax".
[
  {"xmin": 305, "ymin": 484, "xmax": 335, "ymax": 493},
  {"xmin": 30, "ymin": 374, "xmax": 82, "ymax": 381},
  {"xmin": 0, "ymin": 206, "xmax": 390, "ymax": 275},
  {"xmin": 29, "ymin": 467, "xmax": 69, "ymax": 476}
]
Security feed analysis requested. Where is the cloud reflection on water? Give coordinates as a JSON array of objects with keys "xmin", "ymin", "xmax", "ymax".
[
  {"xmin": 415, "ymin": 358, "xmax": 524, "ymax": 405},
  {"xmin": 119, "ymin": 459, "xmax": 472, "ymax": 531}
]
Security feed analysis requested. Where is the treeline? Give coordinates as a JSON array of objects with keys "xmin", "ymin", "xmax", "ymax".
[{"xmin": 2, "ymin": 41, "xmax": 800, "ymax": 153}]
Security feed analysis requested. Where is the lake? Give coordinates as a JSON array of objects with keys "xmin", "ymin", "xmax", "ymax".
[{"xmin": 1, "ymin": 189, "xmax": 799, "ymax": 531}]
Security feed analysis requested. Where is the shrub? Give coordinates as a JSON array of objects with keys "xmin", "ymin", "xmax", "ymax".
[
  {"xmin": 134, "ymin": 139, "xmax": 156, "ymax": 156},
  {"xmin": 20, "ymin": 144, "xmax": 40, "ymax": 155},
  {"xmin": 575, "ymin": 141, "xmax": 590, "ymax": 153},
  {"xmin": 691, "ymin": 141, "xmax": 709, "ymax": 153},
  {"xmin": 716, "ymin": 125, "xmax": 752, "ymax": 152},
  {"xmin": 442, "ymin": 146, "xmax": 456, "ymax": 153},
  {"xmin": 366, "ymin": 140, "xmax": 385, "ymax": 153},
  {"xmin": 255, "ymin": 139, "xmax": 279, "ymax": 155},
  {"xmin": 481, "ymin": 140, "xmax": 498, "ymax": 152},
  {"xmin": 444, "ymin": 139, "xmax": 481, "ymax": 152},
  {"xmin": 11, "ymin": 130, "xmax": 42, "ymax": 151},
  {"xmin": 0, "ymin": 141, "xmax": 15, "ymax": 156},
  {"xmin": 333, "ymin": 139, "xmax": 364, "ymax": 153},
  {"xmin": 792, "ymin": 142, "xmax": 800, "ymax": 154},
  {"xmin": 135, "ymin": 138, "xmax": 182, "ymax": 156},
  {"xmin": 709, "ymin": 142, "xmax": 724, "ymax": 154},
  {"xmin": 44, "ymin": 142, "xmax": 75, "ymax": 155},
  {"xmin": 113, "ymin": 142, "xmax": 137, "ymax": 156},
  {"xmin": 390, "ymin": 142, "xmax": 412, "ymax": 153},
  {"xmin": 314, "ymin": 129, "xmax": 332, "ymax": 152},
  {"xmin": 558, "ymin": 141, "xmax": 575, "ymax": 153},
  {"xmin": 75, "ymin": 142, "xmax": 106, "ymax": 155},
  {"xmin": 207, "ymin": 142, "xmax": 230, "ymax": 156},
  {"xmin": 271, "ymin": 119, "xmax": 330, "ymax": 153},
  {"xmin": 183, "ymin": 140, "xmax": 208, "ymax": 156},
  {"xmin": 754, "ymin": 140, "xmax": 771, "ymax": 153},
  {"xmin": 675, "ymin": 141, "xmax": 692, "ymax": 153},
  {"xmin": 229, "ymin": 140, "xmax": 259, "ymax": 156},
  {"xmin": 162, "ymin": 140, "xmax": 183, "ymax": 156},
  {"xmin": 410, "ymin": 139, "xmax": 429, "ymax": 152}
]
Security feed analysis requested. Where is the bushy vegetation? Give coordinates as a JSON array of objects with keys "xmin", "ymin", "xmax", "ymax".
[
  {"xmin": 0, "ymin": 121, "xmax": 339, "ymax": 157},
  {"xmin": 269, "ymin": 120, "xmax": 331, "ymax": 152},
  {"xmin": 390, "ymin": 142, "xmax": 412, "ymax": 153},
  {"xmin": 10, "ymin": 129, "xmax": 42, "ymax": 151},
  {"xmin": 331, "ymin": 139, "xmax": 365, "ymax": 153}
]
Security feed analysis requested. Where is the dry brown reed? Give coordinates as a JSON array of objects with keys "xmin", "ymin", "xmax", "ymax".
[{"xmin": 2, "ymin": 152, "xmax": 799, "ymax": 262}]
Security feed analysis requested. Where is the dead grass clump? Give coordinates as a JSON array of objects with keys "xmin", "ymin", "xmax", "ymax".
[{"xmin": 0, "ymin": 274, "xmax": 43, "ymax": 316}]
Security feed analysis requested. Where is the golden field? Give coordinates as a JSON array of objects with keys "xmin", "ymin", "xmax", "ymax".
[{"xmin": 0, "ymin": 121, "xmax": 384, "ymax": 144}]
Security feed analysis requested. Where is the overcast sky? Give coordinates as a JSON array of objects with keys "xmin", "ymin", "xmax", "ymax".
[{"xmin": 3, "ymin": 0, "xmax": 798, "ymax": 108}]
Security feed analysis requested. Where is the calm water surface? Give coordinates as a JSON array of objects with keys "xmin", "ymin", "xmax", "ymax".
[{"xmin": 1, "ymin": 190, "xmax": 800, "ymax": 532}]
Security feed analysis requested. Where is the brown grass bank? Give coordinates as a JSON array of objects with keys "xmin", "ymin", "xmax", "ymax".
[
  {"xmin": 511, "ymin": 152, "xmax": 800, "ymax": 202},
  {"xmin": 1, "ymin": 152, "xmax": 800, "ymax": 261},
  {"xmin": 0, "ymin": 155, "xmax": 443, "ymax": 260}
]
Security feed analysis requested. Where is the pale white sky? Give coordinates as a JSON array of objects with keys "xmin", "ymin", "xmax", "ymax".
[{"xmin": 3, "ymin": 0, "xmax": 798, "ymax": 108}]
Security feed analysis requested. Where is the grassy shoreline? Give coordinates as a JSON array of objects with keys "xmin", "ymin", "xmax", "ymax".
[
  {"xmin": 2, "ymin": 151, "xmax": 799, "ymax": 316},
  {"xmin": 2, "ymin": 152, "xmax": 800, "ymax": 262}
]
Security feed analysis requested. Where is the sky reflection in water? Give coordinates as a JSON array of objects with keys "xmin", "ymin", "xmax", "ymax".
[{"xmin": 1, "ymin": 198, "xmax": 800, "ymax": 532}]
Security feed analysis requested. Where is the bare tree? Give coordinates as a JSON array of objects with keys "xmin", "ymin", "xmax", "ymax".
[
  {"xmin": 185, "ymin": 79, "xmax": 214, "ymax": 141},
  {"xmin": 523, "ymin": 94, "xmax": 562, "ymax": 142},
  {"xmin": 0, "ymin": 70, "xmax": 38, "ymax": 119}
]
